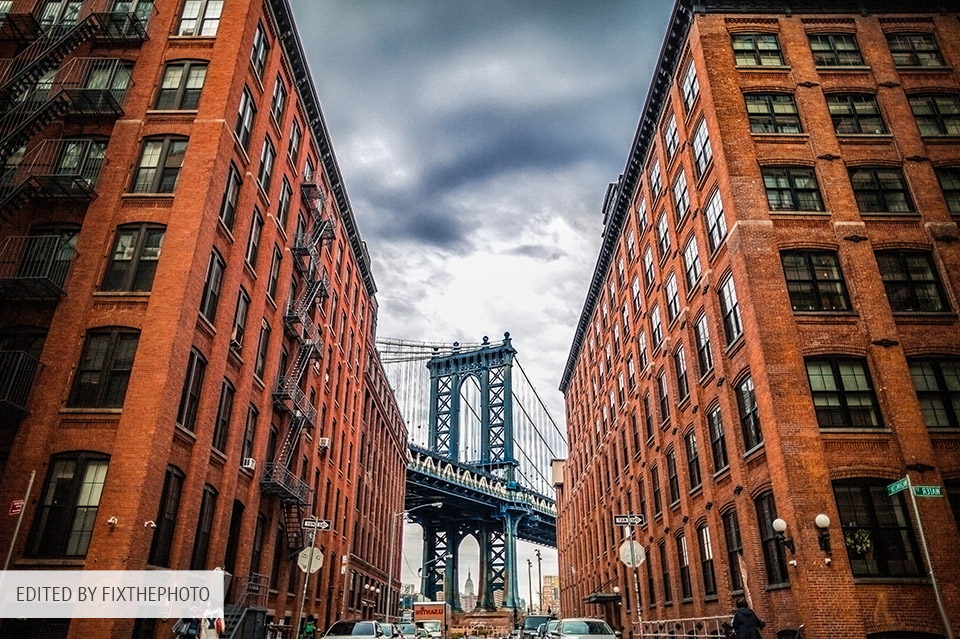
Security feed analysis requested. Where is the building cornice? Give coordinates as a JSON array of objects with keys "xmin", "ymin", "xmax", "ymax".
[
  {"xmin": 268, "ymin": 0, "xmax": 378, "ymax": 298},
  {"xmin": 558, "ymin": 0, "xmax": 954, "ymax": 393}
]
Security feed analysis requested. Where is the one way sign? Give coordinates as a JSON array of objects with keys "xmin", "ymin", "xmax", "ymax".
[
  {"xmin": 303, "ymin": 518, "xmax": 332, "ymax": 530},
  {"xmin": 614, "ymin": 514, "xmax": 645, "ymax": 526}
]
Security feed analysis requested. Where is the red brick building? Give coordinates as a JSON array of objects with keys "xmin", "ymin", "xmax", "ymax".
[
  {"xmin": 0, "ymin": 1, "xmax": 406, "ymax": 638},
  {"xmin": 557, "ymin": 1, "xmax": 960, "ymax": 637}
]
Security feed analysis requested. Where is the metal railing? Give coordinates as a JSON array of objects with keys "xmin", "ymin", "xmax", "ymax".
[
  {"xmin": 260, "ymin": 462, "xmax": 311, "ymax": 504},
  {"xmin": 636, "ymin": 615, "xmax": 731, "ymax": 638},
  {"xmin": 0, "ymin": 350, "xmax": 40, "ymax": 413},
  {"xmin": 0, "ymin": 137, "xmax": 106, "ymax": 199},
  {"xmin": 0, "ymin": 234, "xmax": 73, "ymax": 297}
]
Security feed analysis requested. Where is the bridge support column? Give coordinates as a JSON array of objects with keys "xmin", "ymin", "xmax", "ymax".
[
  {"xmin": 477, "ymin": 523, "xmax": 505, "ymax": 611},
  {"xmin": 500, "ymin": 508, "xmax": 523, "ymax": 610}
]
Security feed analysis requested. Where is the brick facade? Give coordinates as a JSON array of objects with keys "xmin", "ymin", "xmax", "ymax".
[
  {"xmin": 558, "ymin": 2, "xmax": 960, "ymax": 637},
  {"xmin": 0, "ymin": 1, "xmax": 406, "ymax": 638}
]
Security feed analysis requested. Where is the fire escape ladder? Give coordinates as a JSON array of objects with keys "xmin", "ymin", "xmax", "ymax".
[
  {"xmin": 282, "ymin": 501, "xmax": 305, "ymax": 551},
  {"xmin": 0, "ymin": 16, "xmax": 101, "ymax": 100}
]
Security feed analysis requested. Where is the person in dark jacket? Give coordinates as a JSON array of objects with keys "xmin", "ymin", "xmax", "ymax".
[{"xmin": 731, "ymin": 598, "xmax": 765, "ymax": 639}]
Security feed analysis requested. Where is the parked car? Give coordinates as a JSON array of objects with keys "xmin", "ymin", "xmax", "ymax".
[
  {"xmin": 382, "ymin": 624, "xmax": 401, "ymax": 639},
  {"xmin": 546, "ymin": 620, "xmax": 561, "ymax": 637},
  {"xmin": 550, "ymin": 619, "xmax": 618, "ymax": 639},
  {"xmin": 397, "ymin": 623, "xmax": 418, "ymax": 639},
  {"xmin": 324, "ymin": 620, "xmax": 385, "ymax": 639},
  {"xmin": 521, "ymin": 615, "xmax": 556, "ymax": 639}
]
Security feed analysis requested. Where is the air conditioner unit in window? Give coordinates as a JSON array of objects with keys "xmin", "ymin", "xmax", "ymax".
[
  {"xmin": 230, "ymin": 326, "xmax": 243, "ymax": 350},
  {"xmin": 318, "ymin": 437, "xmax": 331, "ymax": 450},
  {"xmin": 241, "ymin": 457, "xmax": 256, "ymax": 471}
]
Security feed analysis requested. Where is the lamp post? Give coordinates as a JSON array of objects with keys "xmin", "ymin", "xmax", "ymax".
[
  {"xmin": 534, "ymin": 549, "xmax": 542, "ymax": 613},
  {"xmin": 526, "ymin": 559, "xmax": 533, "ymax": 613},
  {"xmin": 386, "ymin": 501, "xmax": 442, "ymax": 622}
]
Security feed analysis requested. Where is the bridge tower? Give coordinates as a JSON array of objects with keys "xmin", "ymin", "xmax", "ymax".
[{"xmin": 419, "ymin": 333, "xmax": 524, "ymax": 612}]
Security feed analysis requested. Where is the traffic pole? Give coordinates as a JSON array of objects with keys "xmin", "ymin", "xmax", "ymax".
[
  {"xmin": 294, "ymin": 526, "xmax": 318, "ymax": 639},
  {"xmin": 3, "ymin": 470, "xmax": 35, "ymax": 571},
  {"xmin": 906, "ymin": 475, "xmax": 954, "ymax": 639}
]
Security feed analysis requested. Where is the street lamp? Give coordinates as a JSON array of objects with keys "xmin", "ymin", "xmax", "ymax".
[
  {"xmin": 387, "ymin": 501, "xmax": 442, "ymax": 622},
  {"xmin": 526, "ymin": 559, "xmax": 533, "ymax": 613},
  {"xmin": 534, "ymin": 549, "xmax": 542, "ymax": 613}
]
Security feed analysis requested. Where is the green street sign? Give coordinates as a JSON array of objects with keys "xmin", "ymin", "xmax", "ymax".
[
  {"xmin": 914, "ymin": 485, "xmax": 943, "ymax": 498},
  {"xmin": 887, "ymin": 477, "xmax": 908, "ymax": 496}
]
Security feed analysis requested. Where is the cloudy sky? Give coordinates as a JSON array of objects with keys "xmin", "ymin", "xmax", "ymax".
[{"xmin": 289, "ymin": 0, "xmax": 675, "ymax": 601}]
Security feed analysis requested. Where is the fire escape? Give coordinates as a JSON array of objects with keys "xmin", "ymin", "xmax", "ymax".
[
  {"xmin": 0, "ymin": 7, "xmax": 147, "ymax": 416},
  {"xmin": 260, "ymin": 167, "xmax": 336, "ymax": 551}
]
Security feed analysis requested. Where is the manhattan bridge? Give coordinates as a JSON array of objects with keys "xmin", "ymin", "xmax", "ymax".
[{"xmin": 377, "ymin": 333, "xmax": 567, "ymax": 612}]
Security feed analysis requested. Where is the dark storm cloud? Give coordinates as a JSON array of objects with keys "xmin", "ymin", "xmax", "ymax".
[{"xmin": 503, "ymin": 244, "xmax": 566, "ymax": 262}]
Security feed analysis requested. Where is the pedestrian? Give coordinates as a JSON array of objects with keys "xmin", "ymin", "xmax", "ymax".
[
  {"xmin": 731, "ymin": 598, "xmax": 765, "ymax": 639},
  {"xmin": 302, "ymin": 615, "xmax": 317, "ymax": 639}
]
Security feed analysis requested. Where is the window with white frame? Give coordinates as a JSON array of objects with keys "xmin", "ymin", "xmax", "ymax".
[
  {"xmin": 650, "ymin": 161, "xmax": 662, "ymax": 201},
  {"xmin": 177, "ymin": 0, "xmax": 222, "ymax": 36},
  {"xmin": 718, "ymin": 275, "xmax": 742, "ymax": 344},
  {"xmin": 664, "ymin": 113, "xmax": 679, "ymax": 158},
  {"xmin": 665, "ymin": 272, "xmax": 680, "ymax": 322},
  {"xmin": 683, "ymin": 237, "xmax": 701, "ymax": 289},
  {"xmin": 681, "ymin": 62, "xmax": 700, "ymax": 112},
  {"xmin": 673, "ymin": 169, "xmax": 690, "ymax": 219},
  {"xmin": 704, "ymin": 190, "xmax": 727, "ymax": 253},
  {"xmin": 692, "ymin": 119, "xmax": 713, "ymax": 177}
]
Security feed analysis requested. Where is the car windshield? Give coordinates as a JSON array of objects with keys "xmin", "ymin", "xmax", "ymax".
[
  {"xmin": 547, "ymin": 622, "xmax": 560, "ymax": 633},
  {"xmin": 382, "ymin": 625, "xmax": 394, "ymax": 636},
  {"xmin": 560, "ymin": 621, "xmax": 613, "ymax": 635},
  {"xmin": 326, "ymin": 621, "xmax": 379, "ymax": 636},
  {"xmin": 398, "ymin": 625, "xmax": 416, "ymax": 635},
  {"xmin": 523, "ymin": 617, "xmax": 553, "ymax": 631}
]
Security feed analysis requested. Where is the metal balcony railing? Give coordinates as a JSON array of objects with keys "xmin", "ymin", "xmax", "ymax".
[
  {"xmin": 0, "ymin": 13, "xmax": 40, "ymax": 43},
  {"xmin": 0, "ymin": 350, "xmax": 40, "ymax": 413},
  {"xmin": 260, "ymin": 462, "xmax": 311, "ymax": 504},
  {"xmin": 300, "ymin": 167, "xmax": 324, "ymax": 215},
  {"xmin": 0, "ymin": 138, "xmax": 106, "ymax": 217},
  {"xmin": 637, "ymin": 615, "xmax": 733, "ymax": 638},
  {"xmin": 0, "ymin": 234, "xmax": 73, "ymax": 298}
]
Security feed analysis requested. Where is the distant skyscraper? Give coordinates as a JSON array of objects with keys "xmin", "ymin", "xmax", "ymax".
[
  {"xmin": 461, "ymin": 571, "xmax": 477, "ymax": 612},
  {"xmin": 541, "ymin": 576, "xmax": 560, "ymax": 616}
]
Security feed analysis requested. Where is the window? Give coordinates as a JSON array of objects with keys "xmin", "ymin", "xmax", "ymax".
[
  {"xmin": 936, "ymin": 167, "xmax": 960, "ymax": 213},
  {"xmin": 177, "ymin": 0, "xmax": 222, "ymax": 36},
  {"xmin": 251, "ymin": 23, "xmax": 269, "ymax": 78},
  {"xmin": 649, "ymin": 161, "xmax": 662, "ymax": 201},
  {"xmin": 677, "ymin": 534, "xmax": 692, "ymax": 600},
  {"xmin": 781, "ymin": 250, "xmax": 851, "ymax": 312},
  {"xmin": 212, "ymin": 378, "xmax": 235, "ymax": 452},
  {"xmin": 834, "ymin": 479, "xmax": 922, "ymax": 578},
  {"xmin": 646, "ymin": 546, "xmax": 657, "ymax": 605},
  {"xmin": 235, "ymin": 88, "xmax": 256, "ymax": 149},
  {"xmin": 232, "ymin": 288, "xmax": 250, "ymax": 349},
  {"xmin": 681, "ymin": 62, "xmax": 699, "ymax": 112},
  {"xmin": 737, "ymin": 375, "xmax": 762, "ymax": 451},
  {"xmin": 258, "ymin": 138, "xmax": 276, "ymax": 189},
  {"xmin": 254, "ymin": 322, "xmax": 270, "ymax": 379},
  {"xmin": 909, "ymin": 357, "xmax": 960, "ymax": 429},
  {"xmin": 806, "ymin": 357, "xmax": 882, "ymax": 429},
  {"xmin": 650, "ymin": 305, "xmax": 663, "ymax": 349},
  {"xmin": 732, "ymin": 33, "xmax": 784, "ymax": 66},
  {"xmin": 876, "ymin": 250, "xmax": 948, "ymax": 313},
  {"xmin": 909, "ymin": 95, "xmax": 960, "ymax": 136},
  {"xmin": 190, "ymin": 485, "xmax": 218, "ymax": 569},
  {"xmin": 28, "ymin": 453, "xmax": 109, "ymax": 558},
  {"xmin": 691, "ymin": 119, "xmax": 713, "ymax": 177},
  {"xmin": 745, "ymin": 94, "xmax": 801, "ymax": 134},
  {"xmin": 850, "ymin": 167, "xmax": 914, "ymax": 213},
  {"xmin": 638, "ymin": 331, "xmax": 648, "ymax": 371},
  {"xmin": 666, "ymin": 449, "xmax": 680, "ymax": 504},
  {"xmin": 651, "ymin": 465, "xmax": 662, "ymax": 516},
  {"xmin": 809, "ymin": 33, "xmax": 863, "ymax": 66},
  {"xmin": 665, "ymin": 273, "xmax": 680, "ymax": 322},
  {"xmin": 685, "ymin": 430, "xmax": 701, "ymax": 490},
  {"xmin": 632, "ymin": 276, "xmax": 641, "ymax": 312},
  {"xmin": 643, "ymin": 392, "xmax": 654, "ymax": 441},
  {"xmin": 246, "ymin": 208, "xmax": 264, "ymax": 268},
  {"xmin": 672, "ymin": 169, "xmax": 690, "ymax": 219},
  {"xmin": 270, "ymin": 75, "xmax": 287, "ymax": 124},
  {"xmin": 278, "ymin": 178, "xmax": 292, "ymax": 227},
  {"xmin": 657, "ymin": 371, "xmax": 670, "ymax": 427},
  {"xmin": 694, "ymin": 315, "xmax": 713, "ymax": 377},
  {"xmin": 38, "ymin": 0, "xmax": 82, "ymax": 29},
  {"xmin": 642, "ymin": 246, "xmax": 655, "ymax": 288},
  {"xmin": 637, "ymin": 477, "xmax": 647, "ymax": 523},
  {"xmin": 704, "ymin": 191, "xmax": 727, "ymax": 252},
  {"xmin": 659, "ymin": 542, "xmax": 672, "ymax": 604},
  {"xmin": 664, "ymin": 114, "xmax": 679, "ymax": 158},
  {"xmin": 199, "ymin": 250, "xmax": 225, "ymax": 322},
  {"xmin": 722, "ymin": 509, "xmax": 743, "ymax": 592},
  {"xmin": 102, "ymin": 224, "xmax": 164, "ymax": 292},
  {"xmin": 674, "ymin": 345, "xmax": 689, "ymax": 402},
  {"xmin": 755, "ymin": 491, "xmax": 789, "ymax": 585},
  {"xmin": 707, "ymin": 405, "xmax": 728, "ymax": 473},
  {"xmin": 683, "ymin": 237, "xmax": 701, "ymax": 289},
  {"xmin": 886, "ymin": 32, "xmax": 945, "ymax": 67},
  {"xmin": 131, "ymin": 137, "xmax": 187, "ymax": 193},
  {"xmin": 68, "ymin": 329, "xmax": 139, "ymax": 408},
  {"xmin": 113, "ymin": 0, "xmax": 155, "ymax": 22},
  {"xmin": 176, "ymin": 348, "xmax": 206, "ymax": 432},
  {"xmin": 289, "ymin": 119, "xmax": 302, "ymax": 165},
  {"xmin": 219, "ymin": 164, "xmax": 242, "ymax": 231},
  {"xmin": 655, "ymin": 213, "xmax": 670, "ymax": 259},
  {"xmin": 267, "ymin": 247, "xmax": 281, "ymax": 299},
  {"xmin": 250, "ymin": 513, "xmax": 266, "ymax": 574},
  {"xmin": 763, "ymin": 167, "xmax": 824, "ymax": 211},
  {"xmin": 148, "ymin": 466, "xmax": 184, "ymax": 567},
  {"xmin": 155, "ymin": 61, "xmax": 206, "ymax": 110},
  {"xmin": 241, "ymin": 405, "xmax": 258, "ymax": 460},
  {"xmin": 698, "ymin": 524, "xmax": 717, "ymax": 597},
  {"xmin": 828, "ymin": 94, "xmax": 886, "ymax": 135},
  {"xmin": 718, "ymin": 275, "xmax": 742, "ymax": 344}
]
